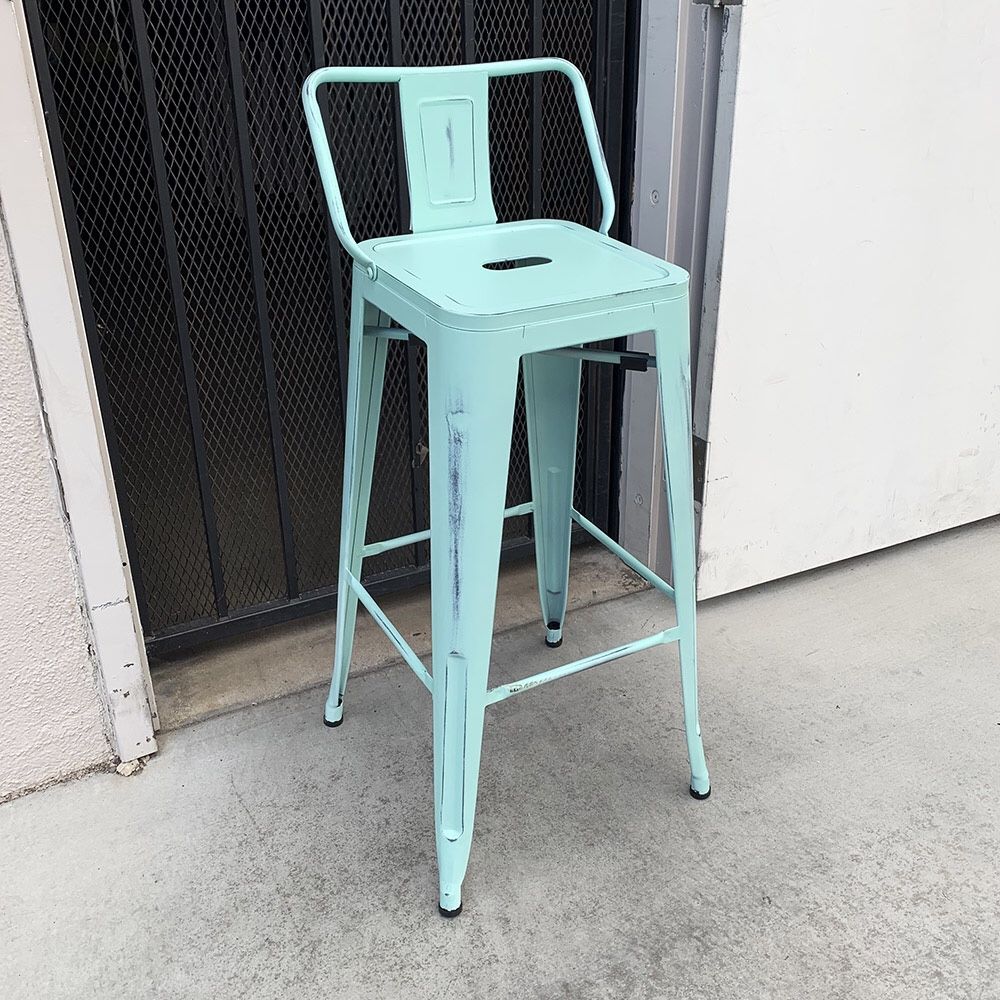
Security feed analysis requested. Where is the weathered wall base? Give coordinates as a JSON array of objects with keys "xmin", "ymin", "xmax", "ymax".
[{"xmin": 0, "ymin": 209, "xmax": 112, "ymax": 802}]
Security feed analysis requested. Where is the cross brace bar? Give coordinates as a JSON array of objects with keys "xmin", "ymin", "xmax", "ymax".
[
  {"xmin": 346, "ymin": 572, "xmax": 432, "ymax": 691},
  {"xmin": 365, "ymin": 324, "xmax": 406, "ymax": 341},
  {"xmin": 348, "ymin": 471, "xmax": 679, "ymax": 709},
  {"xmin": 362, "ymin": 502, "xmax": 534, "ymax": 558},
  {"xmin": 571, "ymin": 507, "xmax": 675, "ymax": 597},
  {"xmin": 542, "ymin": 347, "xmax": 655, "ymax": 370},
  {"xmin": 486, "ymin": 626, "xmax": 681, "ymax": 705},
  {"xmin": 364, "ymin": 326, "xmax": 654, "ymax": 370}
]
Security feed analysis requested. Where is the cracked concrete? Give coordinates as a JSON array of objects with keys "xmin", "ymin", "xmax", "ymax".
[{"xmin": 1, "ymin": 518, "xmax": 998, "ymax": 998}]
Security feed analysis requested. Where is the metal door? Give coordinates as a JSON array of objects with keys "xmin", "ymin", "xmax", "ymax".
[{"xmin": 24, "ymin": 0, "xmax": 639, "ymax": 653}]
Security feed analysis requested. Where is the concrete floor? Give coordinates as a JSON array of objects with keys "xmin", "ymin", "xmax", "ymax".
[{"xmin": 2, "ymin": 518, "xmax": 999, "ymax": 999}]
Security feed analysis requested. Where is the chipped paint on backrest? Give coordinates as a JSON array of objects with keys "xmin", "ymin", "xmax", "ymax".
[{"xmin": 398, "ymin": 70, "xmax": 496, "ymax": 234}]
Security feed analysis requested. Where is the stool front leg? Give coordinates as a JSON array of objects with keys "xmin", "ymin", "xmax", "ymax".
[
  {"xmin": 427, "ymin": 339, "xmax": 520, "ymax": 916},
  {"xmin": 654, "ymin": 300, "xmax": 711, "ymax": 799},
  {"xmin": 523, "ymin": 351, "xmax": 582, "ymax": 649},
  {"xmin": 326, "ymin": 298, "xmax": 387, "ymax": 726}
]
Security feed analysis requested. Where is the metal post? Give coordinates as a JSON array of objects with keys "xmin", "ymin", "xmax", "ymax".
[
  {"xmin": 128, "ymin": 0, "xmax": 229, "ymax": 617},
  {"xmin": 222, "ymin": 0, "xmax": 299, "ymax": 600},
  {"xmin": 461, "ymin": 0, "xmax": 476, "ymax": 63},
  {"xmin": 530, "ymin": 0, "xmax": 543, "ymax": 218},
  {"xmin": 308, "ymin": 0, "xmax": 350, "ymax": 423}
]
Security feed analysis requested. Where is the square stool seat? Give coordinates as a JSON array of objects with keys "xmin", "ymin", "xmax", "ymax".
[{"xmin": 363, "ymin": 219, "xmax": 689, "ymax": 331}]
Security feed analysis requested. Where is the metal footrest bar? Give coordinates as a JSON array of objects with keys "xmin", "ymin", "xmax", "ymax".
[
  {"xmin": 486, "ymin": 626, "xmax": 681, "ymax": 705},
  {"xmin": 541, "ymin": 346, "xmax": 655, "ymax": 371},
  {"xmin": 366, "ymin": 327, "xmax": 655, "ymax": 372},
  {"xmin": 349, "ymin": 500, "xmax": 676, "ymax": 709},
  {"xmin": 365, "ymin": 324, "xmax": 407, "ymax": 341},
  {"xmin": 570, "ymin": 507, "xmax": 675, "ymax": 598},
  {"xmin": 362, "ymin": 502, "xmax": 535, "ymax": 558},
  {"xmin": 346, "ymin": 572, "xmax": 432, "ymax": 691}
]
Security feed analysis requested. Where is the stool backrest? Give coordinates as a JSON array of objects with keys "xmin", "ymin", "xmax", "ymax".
[{"xmin": 302, "ymin": 59, "xmax": 614, "ymax": 279}]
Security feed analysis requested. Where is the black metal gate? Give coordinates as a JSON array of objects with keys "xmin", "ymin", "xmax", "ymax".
[{"xmin": 25, "ymin": 0, "xmax": 639, "ymax": 654}]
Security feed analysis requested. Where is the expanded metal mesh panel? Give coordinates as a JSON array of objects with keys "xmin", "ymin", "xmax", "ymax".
[
  {"xmin": 27, "ymin": 0, "xmax": 633, "ymax": 649},
  {"xmin": 475, "ymin": 2, "xmax": 535, "ymax": 540},
  {"xmin": 235, "ymin": 0, "xmax": 347, "ymax": 596},
  {"xmin": 144, "ymin": 0, "xmax": 287, "ymax": 612},
  {"xmin": 478, "ymin": 2, "xmax": 533, "ymax": 223},
  {"xmin": 322, "ymin": 1, "xmax": 418, "ymax": 579},
  {"xmin": 539, "ymin": 5, "xmax": 612, "ymax": 517},
  {"xmin": 365, "ymin": 339, "xmax": 420, "ymax": 577},
  {"xmin": 541, "ymin": 4, "xmax": 595, "ymax": 224},
  {"xmin": 400, "ymin": 0, "xmax": 464, "ymax": 65}
]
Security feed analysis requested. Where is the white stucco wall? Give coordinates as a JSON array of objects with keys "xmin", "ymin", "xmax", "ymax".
[
  {"xmin": 0, "ymin": 211, "xmax": 111, "ymax": 801},
  {"xmin": 1, "ymin": 1, "xmax": 156, "ymax": 780},
  {"xmin": 697, "ymin": 1, "xmax": 1000, "ymax": 597}
]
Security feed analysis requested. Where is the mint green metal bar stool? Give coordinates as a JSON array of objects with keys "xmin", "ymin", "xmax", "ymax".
[{"xmin": 303, "ymin": 58, "xmax": 710, "ymax": 917}]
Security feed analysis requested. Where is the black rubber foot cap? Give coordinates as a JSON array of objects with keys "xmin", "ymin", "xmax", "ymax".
[
  {"xmin": 438, "ymin": 903, "xmax": 463, "ymax": 918},
  {"xmin": 545, "ymin": 621, "xmax": 562, "ymax": 649},
  {"xmin": 324, "ymin": 699, "xmax": 344, "ymax": 728},
  {"xmin": 689, "ymin": 785, "xmax": 711, "ymax": 801}
]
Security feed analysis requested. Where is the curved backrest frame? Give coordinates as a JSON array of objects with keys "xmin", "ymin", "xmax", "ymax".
[{"xmin": 302, "ymin": 59, "xmax": 615, "ymax": 279}]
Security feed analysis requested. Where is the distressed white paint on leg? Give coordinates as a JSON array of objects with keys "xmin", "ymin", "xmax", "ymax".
[{"xmin": 0, "ymin": 2, "xmax": 157, "ymax": 772}]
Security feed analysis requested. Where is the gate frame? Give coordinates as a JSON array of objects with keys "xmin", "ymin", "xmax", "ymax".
[
  {"xmin": 1, "ymin": 1, "xmax": 158, "ymax": 762},
  {"xmin": 23, "ymin": 0, "xmax": 640, "ymax": 654},
  {"xmin": 6, "ymin": 0, "xmax": 642, "ymax": 752}
]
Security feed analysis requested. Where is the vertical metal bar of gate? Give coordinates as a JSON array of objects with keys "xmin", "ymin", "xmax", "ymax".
[
  {"xmin": 385, "ymin": 0, "xmax": 428, "ymax": 567},
  {"xmin": 530, "ymin": 0, "xmax": 543, "ymax": 218},
  {"xmin": 579, "ymin": 0, "xmax": 630, "ymax": 529},
  {"xmin": 221, "ymin": 0, "xmax": 299, "ymax": 600},
  {"xmin": 603, "ymin": 0, "xmax": 637, "ymax": 529},
  {"xmin": 127, "ymin": 0, "xmax": 229, "ymax": 619},
  {"xmin": 308, "ymin": 0, "xmax": 349, "ymax": 422},
  {"xmin": 591, "ymin": 0, "xmax": 608, "ymax": 233},
  {"xmin": 460, "ymin": 0, "xmax": 475, "ymax": 63}
]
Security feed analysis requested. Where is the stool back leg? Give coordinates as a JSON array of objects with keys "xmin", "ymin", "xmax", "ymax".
[
  {"xmin": 325, "ymin": 296, "xmax": 388, "ymax": 726},
  {"xmin": 523, "ymin": 351, "xmax": 583, "ymax": 648},
  {"xmin": 427, "ymin": 338, "xmax": 521, "ymax": 915},
  {"xmin": 654, "ymin": 299, "xmax": 711, "ymax": 798}
]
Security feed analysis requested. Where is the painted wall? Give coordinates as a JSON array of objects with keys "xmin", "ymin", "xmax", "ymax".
[
  {"xmin": 1, "ymin": 1, "xmax": 157, "ymax": 773},
  {"xmin": 0, "ymin": 211, "xmax": 111, "ymax": 801},
  {"xmin": 697, "ymin": 1, "xmax": 1000, "ymax": 597}
]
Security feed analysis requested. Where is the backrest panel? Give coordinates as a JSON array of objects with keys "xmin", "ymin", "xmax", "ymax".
[
  {"xmin": 398, "ymin": 71, "xmax": 497, "ymax": 233},
  {"xmin": 303, "ymin": 59, "xmax": 613, "ymax": 273}
]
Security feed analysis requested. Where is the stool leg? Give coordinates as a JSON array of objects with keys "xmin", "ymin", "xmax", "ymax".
[
  {"xmin": 427, "ymin": 340, "xmax": 520, "ymax": 916},
  {"xmin": 523, "ymin": 351, "xmax": 582, "ymax": 648},
  {"xmin": 325, "ymin": 298, "xmax": 387, "ymax": 727},
  {"xmin": 654, "ymin": 304, "xmax": 711, "ymax": 799}
]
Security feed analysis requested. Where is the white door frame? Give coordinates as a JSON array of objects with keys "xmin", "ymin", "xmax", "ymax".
[
  {"xmin": 621, "ymin": 0, "xmax": 741, "ymax": 578},
  {"xmin": 1, "ymin": 1, "xmax": 158, "ymax": 761}
]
